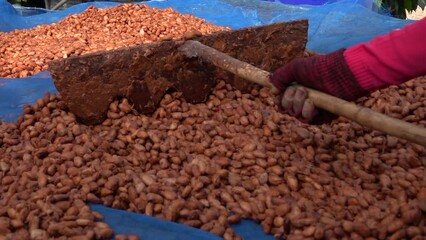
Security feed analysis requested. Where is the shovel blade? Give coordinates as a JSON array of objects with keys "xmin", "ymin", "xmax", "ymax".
[{"xmin": 48, "ymin": 19, "xmax": 308, "ymax": 124}]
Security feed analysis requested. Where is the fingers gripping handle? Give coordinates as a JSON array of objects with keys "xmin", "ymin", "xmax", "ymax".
[{"xmin": 179, "ymin": 40, "xmax": 426, "ymax": 147}]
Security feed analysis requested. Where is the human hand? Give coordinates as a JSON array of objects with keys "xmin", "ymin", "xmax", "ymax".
[
  {"xmin": 270, "ymin": 49, "xmax": 367, "ymax": 124},
  {"xmin": 276, "ymin": 86, "xmax": 317, "ymax": 123}
]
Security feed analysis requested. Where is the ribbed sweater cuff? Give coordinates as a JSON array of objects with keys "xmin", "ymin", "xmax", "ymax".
[
  {"xmin": 315, "ymin": 49, "xmax": 367, "ymax": 101},
  {"xmin": 344, "ymin": 45, "xmax": 382, "ymax": 92}
]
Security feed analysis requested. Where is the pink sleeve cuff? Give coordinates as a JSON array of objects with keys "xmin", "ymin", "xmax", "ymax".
[{"xmin": 344, "ymin": 45, "xmax": 381, "ymax": 91}]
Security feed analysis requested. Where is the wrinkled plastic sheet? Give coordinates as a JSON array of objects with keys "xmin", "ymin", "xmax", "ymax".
[
  {"xmin": 0, "ymin": 0, "xmax": 415, "ymax": 239},
  {"xmin": 13, "ymin": 6, "xmax": 53, "ymax": 16}
]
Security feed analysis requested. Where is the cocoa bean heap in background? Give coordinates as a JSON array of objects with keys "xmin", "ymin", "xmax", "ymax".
[
  {"xmin": 0, "ymin": 3, "xmax": 228, "ymax": 78},
  {"xmin": 1, "ymin": 76, "xmax": 425, "ymax": 239}
]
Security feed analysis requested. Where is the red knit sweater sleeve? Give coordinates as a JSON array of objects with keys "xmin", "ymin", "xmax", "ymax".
[{"xmin": 344, "ymin": 17, "xmax": 426, "ymax": 91}]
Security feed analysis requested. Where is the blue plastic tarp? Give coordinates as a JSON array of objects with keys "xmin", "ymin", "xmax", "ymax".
[
  {"xmin": 0, "ymin": 0, "xmax": 416, "ymax": 239},
  {"xmin": 0, "ymin": 71, "xmax": 57, "ymax": 122},
  {"xmin": 90, "ymin": 203, "xmax": 275, "ymax": 240},
  {"xmin": 264, "ymin": 0, "xmax": 373, "ymax": 7}
]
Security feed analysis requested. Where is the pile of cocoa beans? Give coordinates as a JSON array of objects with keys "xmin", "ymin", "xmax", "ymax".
[
  {"xmin": 0, "ymin": 3, "xmax": 229, "ymax": 78},
  {"xmin": 1, "ymin": 75, "xmax": 425, "ymax": 239},
  {"xmin": 1, "ymin": 3, "xmax": 425, "ymax": 240}
]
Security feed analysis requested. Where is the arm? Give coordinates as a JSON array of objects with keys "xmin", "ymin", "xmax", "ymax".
[{"xmin": 345, "ymin": 17, "xmax": 426, "ymax": 91}]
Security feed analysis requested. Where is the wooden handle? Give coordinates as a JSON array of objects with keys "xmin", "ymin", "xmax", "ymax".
[
  {"xmin": 179, "ymin": 40, "xmax": 426, "ymax": 146},
  {"xmin": 180, "ymin": 40, "xmax": 279, "ymax": 92},
  {"xmin": 307, "ymin": 88, "xmax": 426, "ymax": 146}
]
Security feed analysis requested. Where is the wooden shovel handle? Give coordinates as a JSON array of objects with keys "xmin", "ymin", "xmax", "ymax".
[{"xmin": 179, "ymin": 40, "xmax": 426, "ymax": 146}]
